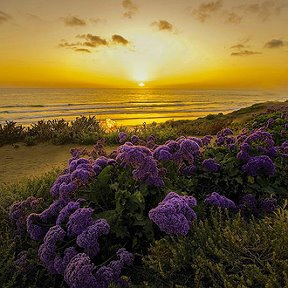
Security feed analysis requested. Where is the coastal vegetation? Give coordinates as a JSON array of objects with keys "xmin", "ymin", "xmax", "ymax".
[
  {"xmin": 1, "ymin": 101, "xmax": 287, "ymax": 147},
  {"xmin": 0, "ymin": 101, "xmax": 288, "ymax": 287}
]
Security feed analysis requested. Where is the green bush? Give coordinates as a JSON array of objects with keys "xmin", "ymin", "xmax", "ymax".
[
  {"xmin": 0, "ymin": 171, "xmax": 59, "ymax": 288},
  {"xmin": 0, "ymin": 121, "xmax": 25, "ymax": 145},
  {"xmin": 145, "ymin": 208, "xmax": 288, "ymax": 288}
]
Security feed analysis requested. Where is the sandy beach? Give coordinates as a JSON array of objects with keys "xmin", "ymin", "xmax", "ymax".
[{"xmin": 0, "ymin": 143, "xmax": 117, "ymax": 185}]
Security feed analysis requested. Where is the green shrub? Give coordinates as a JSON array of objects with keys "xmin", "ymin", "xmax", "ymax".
[
  {"xmin": 24, "ymin": 135, "xmax": 38, "ymax": 146},
  {"xmin": 0, "ymin": 171, "xmax": 59, "ymax": 288},
  {"xmin": 0, "ymin": 121, "xmax": 25, "ymax": 146},
  {"xmin": 145, "ymin": 208, "xmax": 288, "ymax": 288}
]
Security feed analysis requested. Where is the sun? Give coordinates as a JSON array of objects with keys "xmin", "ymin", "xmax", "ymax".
[{"xmin": 138, "ymin": 82, "xmax": 145, "ymax": 87}]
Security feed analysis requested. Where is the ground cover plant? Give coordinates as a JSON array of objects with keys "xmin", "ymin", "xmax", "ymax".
[{"xmin": 1, "ymin": 108, "xmax": 288, "ymax": 287}]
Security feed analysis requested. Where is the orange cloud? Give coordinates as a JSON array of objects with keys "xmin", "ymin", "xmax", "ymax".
[
  {"xmin": 112, "ymin": 34, "xmax": 129, "ymax": 45},
  {"xmin": 191, "ymin": 0, "xmax": 223, "ymax": 22},
  {"xmin": 63, "ymin": 16, "xmax": 86, "ymax": 26},
  {"xmin": 151, "ymin": 20, "xmax": 174, "ymax": 31},
  {"xmin": 264, "ymin": 39, "xmax": 285, "ymax": 48},
  {"xmin": 0, "ymin": 10, "xmax": 11, "ymax": 24},
  {"xmin": 122, "ymin": 0, "xmax": 138, "ymax": 19}
]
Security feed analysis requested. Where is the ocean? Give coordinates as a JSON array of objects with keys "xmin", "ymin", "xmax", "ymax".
[{"xmin": 0, "ymin": 88, "xmax": 287, "ymax": 126}]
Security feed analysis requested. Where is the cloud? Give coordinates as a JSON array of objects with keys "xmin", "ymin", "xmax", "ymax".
[
  {"xmin": 112, "ymin": 34, "xmax": 129, "ymax": 45},
  {"xmin": 231, "ymin": 50, "xmax": 262, "ymax": 56},
  {"xmin": 223, "ymin": 11, "xmax": 242, "ymax": 24},
  {"xmin": 230, "ymin": 44, "xmax": 246, "ymax": 50},
  {"xmin": 63, "ymin": 16, "xmax": 86, "ymax": 26},
  {"xmin": 58, "ymin": 41, "xmax": 81, "ymax": 48},
  {"xmin": 230, "ymin": 40, "xmax": 261, "ymax": 56},
  {"xmin": 59, "ymin": 33, "xmax": 131, "ymax": 53},
  {"xmin": 237, "ymin": 1, "xmax": 286, "ymax": 21},
  {"xmin": 122, "ymin": 0, "xmax": 138, "ymax": 19},
  {"xmin": 151, "ymin": 20, "xmax": 174, "ymax": 32},
  {"xmin": 0, "ymin": 10, "xmax": 11, "ymax": 24},
  {"xmin": 77, "ymin": 34, "xmax": 108, "ymax": 47},
  {"xmin": 191, "ymin": 0, "xmax": 223, "ymax": 22},
  {"xmin": 74, "ymin": 48, "xmax": 91, "ymax": 53},
  {"xmin": 264, "ymin": 39, "xmax": 285, "ymax": 48}
]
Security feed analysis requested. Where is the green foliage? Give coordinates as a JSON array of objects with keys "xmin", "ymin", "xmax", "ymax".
[
  {"xmin": 145, "ymin": 208, "xmax": 288, "ymax": 288},
  {"xmin": 78, "ymin": 166, "xmax": 166, "ymax": 254},
  {"xmin": 0, "ymin": 121, "xmax": 25, "ymax": 145},
  {"xmin": 0, "ymin": 171, "xmax": 59, "ymax": 288},
  {"xmin": 245, "ymin": 111, "xmax": 288, "ymax": 145},
  {"xmin": 24, "ymin": 135, "xmax": 38, "ymax": 146}
]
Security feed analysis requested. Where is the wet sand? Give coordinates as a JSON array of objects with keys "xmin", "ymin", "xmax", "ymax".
[{"xmin": 0, "ymin": 143, "xmax": 117, "ymax": 185}]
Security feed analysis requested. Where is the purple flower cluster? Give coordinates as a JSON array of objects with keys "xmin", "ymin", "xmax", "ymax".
[
  {"xmin": 149, "ymin": 192, "xmax": 197, "ymax": 235},
  {"xmin": 9, "ymin": 196, "xmax": 42, "ymax": 235},
  {"xmin": 38, "ymin": 225, "xmax": 66, "ymax": 273},
  {"xmin": 50, "ymin": 153, "xmax": 117, "ymax": 201},
  {"xmin": 204, "ymin": 192, "xmax": 237, "ymax": 210},
  {"xmin": 118, "ymin": 132, "xmax": 127, "ymax": 144},
  {"xmin": 153, "ymin": 137, "xmax": 201, "ymax": 176},
  {"xmin": 116, "ymin": 144, "xmax": 164, "ymax": 186},
  {"xmin": 76, "ymin": 219, "xmax": 110, "ymax": 257},
  {"xmin": 239, "ymin": 194, "xmax": 277, "ymax": 216},
  {"xmin": 266, "ymin": 118, "xmax": 275, "ymax": 128},
  {"xmin": 201, "ymin": 135, "xmax": 213, "ymax": 146},
  {"xmin": 202, "ymin": 158, "xmax": 221, "ymax": 172},
  {"xmin": 216, "ymin": 128, "xmax": 235, "ymax": 147},
  {"xmin": 36, "ymin": 200, "xmax": 112, "ymax": 277},
  {"xmin": 242, "ymin": 155, "xmax": 275, "ymax": 177},
  {"xmin": 64, "ymin": 248, "xmax": 134, "ymax": 288}
]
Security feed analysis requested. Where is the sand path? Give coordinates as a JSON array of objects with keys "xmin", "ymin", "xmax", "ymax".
[{"xmin": 0, "ymin": 143, "xmax": 117, "ymax": 185}]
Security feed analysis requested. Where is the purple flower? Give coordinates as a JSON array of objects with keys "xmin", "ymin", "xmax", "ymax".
[
  {"xmin": 38, "ymin": 225, "xmax": 66, "ymax": 274},
  {"xmin": 131, "ymin": 135, "xmax": 140, "ymax": 145},
  {"xmin": 71, "ymin": 168, "xmax": 93, "ymax": 185},
  {"xmin": 204, "ymin": 192, "xmax": 237, "ymax": 210},
  {"xmin": 95, "ymin": 157, "xmax": 108, "ymax": 168},
  {"xmin": 54, "ymin": 247, "xmax": 78, "ymax": 275},
  {"xmin": 202, "ymin": 158, "xmax": 221, "ymax": 172},
  {"xmin": 117, "ymin": 145, "xmax": 164, "ymax": 187},
  {"xmin": 40, "ymin": 199, "xmax": 68, "ymax": 222},
  {"xmin": 259, "ymin": 198, "xmax": 277, "ymax": 214},
  {"xmin": 181, "ymin": 164, "xmax": 197, "ymax": 176},
  {"xmin": 64, "ymin": 253, "xmax": 97, "ymax": 288},
  {"xmin": 119, "ymin": 132, "xmax": 127, "ymax": 144},
  {"xmin": 9, "ymin": 197, "xmax": 42, "ymax": 235},
  {"xmin": 149, "ymin": 192, "xmax": 197, "ymax": 235},
  {"xmin": 94, "ymin": 248, "xmax": 134, "ymax": 287},
  {"xmin": 116, "ymin": 248, "xmax": 134, "ymax": 266},
  {"xmin": 240, "ymin": 143, "xmax": 250, "ymax": 152},
  {"xmin": 59, "ymin": 182, "xmax": 78, "ymax": 200},
  {"xmin": 76, "ymin": 219, "xmax": 110, "ymax": 257},
  {"xmin": 216, "ymin": 136, "xmax": 225, "ymax": 146},
  {"xmin": 285, "ymin": 123, "xmax": 288, "ymax": 129},
  {"xmin": 202, "ymin": 135, "xmax": 213, "ymax": 146},
  {"xmin": 27, "ymin": 213, "xmax": 48, "ymax": 240},
  {"xmin": 242, "ymin": 155, "xmax": 275, "ymax": 177},
  {"xmin": 188, "ymin": 137, "xmax": 203, "ymax": 147},
  {"xmin": 238, "ymin": 194, "xmax": 258, "ymax": 215},
  {"xmin": 267, "ymin": 118, "xmax": 275, "ymax": 128},
  {"xmin": 92, "ymin": 164, "xmax": 102, "ymax": 175},
  {"xmin": 237, "ymin": 150, "xmax": 250, "ymax": 162},
  {"xmin": 56, "ymin": 201, "xmax": 80, "ymax": 225},
  {"xmin": 67, "ymin": 208, "xmax": 94, "ymax": 237}
]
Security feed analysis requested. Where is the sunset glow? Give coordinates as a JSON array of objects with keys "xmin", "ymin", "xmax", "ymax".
[{"xmin": 0, "ymin": 0, "xmax": 287, "ymax": 89}]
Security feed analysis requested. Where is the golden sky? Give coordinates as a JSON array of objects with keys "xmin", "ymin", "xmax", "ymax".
[{"xmin": 0, "ymin": 0, "xmax": 288, "ymax": 88}]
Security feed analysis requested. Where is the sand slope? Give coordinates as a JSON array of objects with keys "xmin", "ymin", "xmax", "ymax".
[{"xmin": 0, "ymin": 143, "xmax": 116, "ymax": 185}]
